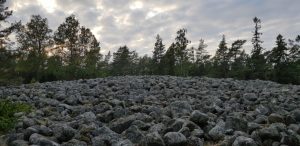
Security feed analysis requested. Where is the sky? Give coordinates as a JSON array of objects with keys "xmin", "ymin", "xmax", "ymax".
[{"xmin": 6, "ymin": 0, "xmax": 300, "ymax": 56}]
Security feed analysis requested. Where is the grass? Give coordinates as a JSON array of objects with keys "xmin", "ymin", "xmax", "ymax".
[{"xmin": 0, "ymin": 100, "xmax": 31, "ymax": 134}]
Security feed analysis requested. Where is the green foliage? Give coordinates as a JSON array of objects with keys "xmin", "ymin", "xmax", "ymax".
[{"xmin": 0, "ymin": 100, "xmax": 31, "ymax": 133}]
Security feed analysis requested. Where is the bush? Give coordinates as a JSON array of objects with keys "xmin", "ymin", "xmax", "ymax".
[{"xmin": 0, "ymin": 100, "xmax": 31, "ymax": 134}]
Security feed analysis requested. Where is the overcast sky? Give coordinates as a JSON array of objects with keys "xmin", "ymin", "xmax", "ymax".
[{"xmin": 6, "ymin": 0, "xmax": 300, "ymax": 56}]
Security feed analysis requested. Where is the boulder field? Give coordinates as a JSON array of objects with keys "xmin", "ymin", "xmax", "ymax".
[{"xmin": 0, "ymin": 76, "xmax": 300, "ymax": 146}]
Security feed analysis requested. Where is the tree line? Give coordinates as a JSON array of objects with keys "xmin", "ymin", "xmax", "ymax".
[{"xmin": 0, "ymin": 1, "xmax": 299, "ymax": 85}]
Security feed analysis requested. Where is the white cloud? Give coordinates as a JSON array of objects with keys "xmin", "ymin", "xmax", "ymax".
[{"xmin": 6, "ymin": 0, "xmax": 300, "ymax": 55}]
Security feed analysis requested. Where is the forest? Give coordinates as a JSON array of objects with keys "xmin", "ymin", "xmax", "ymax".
[{"xmin": 0, "ymin": 1, "xmax": 299, "ymax": 85}]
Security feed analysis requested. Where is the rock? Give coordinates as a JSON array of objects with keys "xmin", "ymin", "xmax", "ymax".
[
  {"xmin": 168, "ymin": 101, "xmax": 192, "ymax": 117},
  {"xmin": 258, "ymin": 126, "xmax": 280, "ymax": 140},
  {"xmin": 255, "ymin": 105, "xmax": 271, "ymax": 116},
  {"xmin": 22, "ymin": 118, "xmax": 36, "ymax": 129},
  {"xmin": 232, "ymin": 136, "xmax": 258, "ymax": 146},
  {"xmin": 116, "ymin": 139, "xmax": 134, "ymax": 146},
  {"xmin": 79, "ymin": 111, "xmax": 96, "ymax": 123},
  {"xmin": 122, "ymin": 125, "xmax": 144, "ymax": 144},
  {"xmin": 243, "ymin": 93, "xmax": 258, "ymax": 101},
  {"xmin": 29, "ymin": 133, "xmax": 59, "ymax": 146},
  {"xmin": 10, "ymin": 140, "xmax": 29, "ymax": 146},
  {"xmin": 62, "ymin": 139, "xmax": 88, "ymax": 146},
  {"xmin": 91, "ymin": 126, "xmax": 121, "ymax": 146},
  {"xmin": 50, "ymin": 124, "xmax": 76, "ymax": 142},
  {"xmin": 109, "ymin": 115, "xmax": 136, "ymax": 134},
  {"xmin": 141, "ymin": 132, "xmax": 165, "ymax": 146},
  {"xmin": 209, "ymin": 121, "xmax": 225, "ymax": 141},
  {"xmin": 163, "ymin": 132, "xmax": 187, "ymax": 146},
  {"xmin": 268, "ymin": 113, "xmax": 284, "ymax": 124},
  {"xmin": 292, "ymin": 109, "xmax": 300, "ymax": 122},
  {"xmin": 190, "ymin": 110, "xmax": 209, "ymax": 126},
  {"xmin": 187, "ymin": 136, "xmax": 204, "ymax": 146},
  {"xmin": 24, "ymin": 127, "xmax": 39, "ymax": 140},
  {"xmin": 225, "ymin": 116, "xmax": 248, "ymax": 132}
]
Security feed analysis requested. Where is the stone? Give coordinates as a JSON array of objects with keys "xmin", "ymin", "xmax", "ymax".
[
  {"xmin": 10, "ymin": 140, "xmax": 29, "ymax": 146},
  {"xmin": 243, "ymin": 93, "xmax": 258, "ymax": 101},
  {"xmin": 225, "ymin": 116, "xmax": 248, "ymax": 132},
  {"xmin": 50, "ymin": 124, "xmax": 76, "ymax": 142},
  {"xmin": 258, "ymin": 126, "xmax": 280, "ymax": 140},
  {"xmin": 232, "ymin": 136, "xmax": 258, "ymax": 146},
  {"xmin": 141, "ymin": 132, "xmax": 165, "ymax": 146},
  {"xmin": 189, "ymin": 110, "xmax": 209, "ymax": 126},
  {"xmin": 29, "ymin": 133, "xmax": 59, "ymax": 146},
  {"xmin": 208, "ymin": 121, "xmax": 225, "ymax": 141},
  {"xmin": 168, "ymin": 101, "xmax": 192, "ymax": 117},
  {"xmin": 268, "ymin": 113, "xmax": 284, "ymax": 124},
  {"xmin": 91, "ymin": 126, "xmax": 121, "ymax": 146},
  {"xmin": 163, "ymin": 132, "xmax": 187, "ymax": 146},
  {"xmin": 62, "ymin": 139, "xmax": 88, "ymax": 146},
  {"xmin": 122, "ymin": 125, "xmax": 144, "ymax": 144}
]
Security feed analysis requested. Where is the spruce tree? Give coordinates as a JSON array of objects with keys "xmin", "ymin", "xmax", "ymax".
[
  {"xmin": 249, "ymin": 17, "xmax": 266, "ymax": 79},
  {"xmin": 152, "ymin": 34, "xmax": 165, "ymax": 74}
]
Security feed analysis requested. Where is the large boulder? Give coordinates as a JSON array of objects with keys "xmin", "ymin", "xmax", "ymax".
[
  {"xmin": 232, "ymin": 136, "xmax": 258, "ymax": 146},
  {"xmin": 141, "ymin": 132, "xmax": 165, "ymax": 146},
  {"xmin": 163, "ymin": 132, "xmax": 187, "ymax": 146},
  {"xmin": 189, "ymin": 110, "xmax": 209, "ymax": 126},
  {"xmin": 29, "ymin": 133, "xmax": 59, "ymax": 146}
]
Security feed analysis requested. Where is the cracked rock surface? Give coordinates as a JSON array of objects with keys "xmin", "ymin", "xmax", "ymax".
[{"xmin": 1, "ymin": 76, "xmax": 300, "ymax": 146}]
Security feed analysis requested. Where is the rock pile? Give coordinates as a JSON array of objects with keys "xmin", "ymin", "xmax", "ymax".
[{"xmin": 0, "ymin": 76, "xmax": 300, "ymax": 146}]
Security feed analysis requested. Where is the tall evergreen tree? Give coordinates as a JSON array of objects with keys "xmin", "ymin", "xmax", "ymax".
[
  {"xmin": 152, "ymin": 34, "xmax": 165, "ymax": 74},
  {"xmin": 249, "ymin": 17, "xmax": 266, "ymax": 79},
  {"xmin": 162, "ymin": 43, "xmax": 176, "ymax": 75},
  {"xmin": 111, "ymin": 46, "xmax": 132, "ymax": 75},
  {"xmin": 213, "ymin": 35, "xmax": 229, "ymax": 78},
  {"xmin": 268, "ymin": 34, "xmax": 289, "ymax": 83}
]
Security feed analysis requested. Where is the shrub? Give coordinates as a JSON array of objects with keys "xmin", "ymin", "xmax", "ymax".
[{"xmin": 0, "ymin": 100, "xmax": 31, "ymax": 134}]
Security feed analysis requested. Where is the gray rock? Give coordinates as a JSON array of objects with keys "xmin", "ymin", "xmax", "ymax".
[
  {"xmin": 163, "ymin": 132, "xmax": 187, "ymax": 146},
  {"xmin": 91, "ymin": 126, "xmax": 121, "ymax": 146},
  {"xmin": 187, "ymin": 136, "xmax": 204, "ymax": 146},
  {"xmin": 62, "ymin": 139, "xmax": 87, "ymax": 146},
  {"xmin": 243, "ymin": 93, "xmax": 258, "ymax": 101},
  {"xmin": 122, "ymin": 125, "xmax": 144, "ymax": 144},
  {"xmin": 268, "ymin": 113, "xmax": 284, "ymax": 124},
  {"xmin": 232, "ymin": 136, "xmax": 257, "ymax": 146},
  {"xmin": 116, "ymin": 139, "xmax": 134, "ymax": 146},
  {"xmin": 258, "ymin": 126, "xmax": 280, "ymax": 140},
  {"xmin": 208, "ymin": 121, "xmax": 225, "ymax": 141},
  {"xmin": 29, "ymin": 133, "xmax": 59, "ymax": 146},
  {"xmin": 225, "ymin": 116, "xmax": 248, "ymax": 132},
  {"xmin": 141, "ymin": 132, "xmax": 165, "ymax": 146},
  {"xmin": 190, "ymin": 110, "xmax": 209, "ymax": 126},
  {"xmin": 50, "ymin": 124, "xmax": 76, "ymax": 142},
  {"xmin": 168, "ymin": 101, "xmax": 192, "ymax": 117},
  {"xmin": 10, "ymin": 140, "xmax": 29, "ymax": 146}
]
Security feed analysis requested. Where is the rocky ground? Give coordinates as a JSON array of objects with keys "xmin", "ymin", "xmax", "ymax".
[{"xmin": 0, "ymin": 76, "xmax": 300, "ymax": 146}]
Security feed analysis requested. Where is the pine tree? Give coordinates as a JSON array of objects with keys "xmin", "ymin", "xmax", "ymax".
[{"xmin": 152, "ymin": 34, "xmax": 165, "ymax": 74}]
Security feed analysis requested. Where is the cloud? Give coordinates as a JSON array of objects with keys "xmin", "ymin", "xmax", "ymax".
[{"xmin": 5, "ymin": 0, "xmax": 300, "ymax": 55}]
